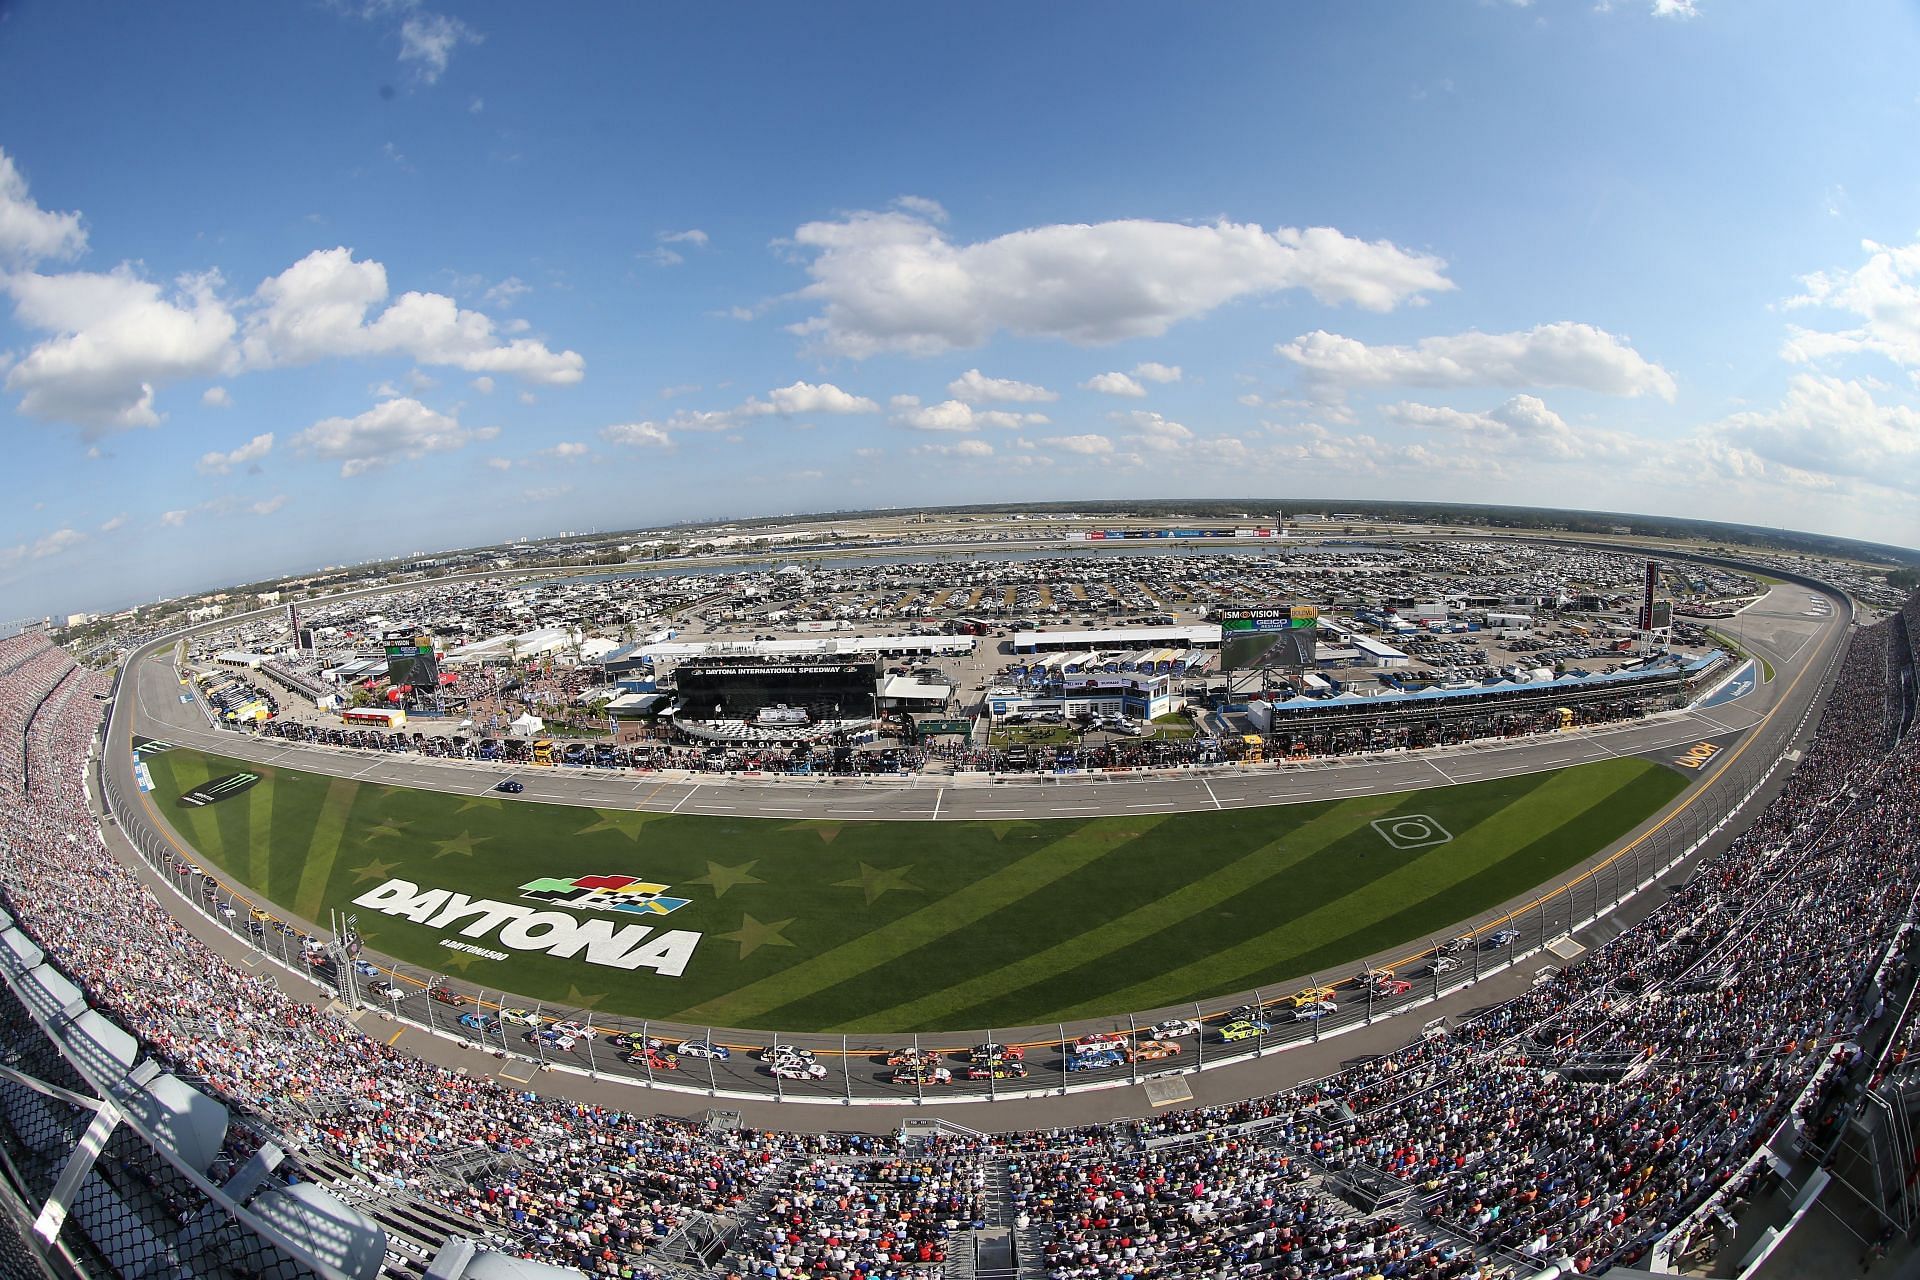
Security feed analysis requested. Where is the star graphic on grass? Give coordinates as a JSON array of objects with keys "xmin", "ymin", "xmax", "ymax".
[
  {"xmin": 717, "ymin": 913, "xmax": 796, "ymax": 959},
  {"xmin": 456, "ymin": 795, "xmax": 496, "ymax": 814},
  {"xmin": 365, "ymin": 819, "xmax": 412, "ymax": 841},
  {"xmin": 687, "ymin": 859, "xmax": 765, "ymax": 898},
  {"xmin": 349, "ymin": 857, "xmax": 400, "ymax": 883},
  {"xmin": 574, "ymin": 810, "xmax": 635, "ymax": 838},
  {"xmin": 440, "ymin": 949, "xmax": 483, "ymax": 971},
  {"xmin": 564, "ymin": 985, "xmax": 606, "ymax": 1010},
  {"xmin": 433, "ymin": 831, "xmax": 492, "ymax": 859},
  {"xmin": 834, "ymin": 862, "xmax": 918, "ymax": 905}
]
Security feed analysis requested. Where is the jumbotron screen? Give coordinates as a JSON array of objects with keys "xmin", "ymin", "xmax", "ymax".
[
  {"xmin": 675, "ymin": 660, "xmax": 877, "ymax": 720},
  {"xmin": 1220, "ymin": 606, "xmax": 1318, "ymax": 671}
]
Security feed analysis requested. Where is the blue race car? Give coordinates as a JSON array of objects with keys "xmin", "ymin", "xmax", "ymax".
[
  {"xmin": 458, "ymin": 1013, "xmax": 500, "ymax": 1034},
  {"xmin": 1066, "ymin": 1048, "xmax": 1125, "ymax": 1071}
]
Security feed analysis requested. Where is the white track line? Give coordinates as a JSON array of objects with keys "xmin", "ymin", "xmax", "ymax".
[{"xmin": 1201, "ymin": 777, "xmax": 1224, "ymax": 810}]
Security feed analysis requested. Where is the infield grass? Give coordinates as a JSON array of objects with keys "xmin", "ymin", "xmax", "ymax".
[{"xmin": 140, "ymin": 747, "xmax": 1684, "ymax": 1032}]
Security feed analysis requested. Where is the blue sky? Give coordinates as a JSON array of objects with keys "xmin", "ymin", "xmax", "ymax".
[{"xmin": 3, "ymin": 0, "xmax": 1919, "ymax": 618}]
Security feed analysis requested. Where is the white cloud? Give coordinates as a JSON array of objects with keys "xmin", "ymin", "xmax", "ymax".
[
  {"xmin": 1113, "ymin": 409, "xmax": 1195, "ymax": 452},
  {"xmin": 660, "ymin": 383, "xmax": 700, "ymax": 399},
  {"xmin": 0, "ymin": 148, "xmax": 86, "ymax": 266},
  {"xmin": 485, "ymin": 456, "xmax": 513, "ymax": 471},
  {"xmin": 159, "ymin": 509, "xmax": 189, "ymax": 528},
  {"xmin": 471, "ymin": 375, "xmax": 495, "ymax": 394},
  {"xmin": 1131, "ymin": 361, "xmax": 1183, "ymax": 384},
  {"xmin": 3, "ymin": 265, "xmax": 237, "ymax": 430},
  {"xmin": 482, "ymin": 276, "xmax": 529, "ymax": 308},
  {"xmin": 915, "ymin": 438, "xmax": 995, "ymax": 458},
  {"xmin": 242, "ymin": 247, "xmax": 584, "ymax": 384},
  {"xmin": 30, "ymin": 528, "xmax": 84, "ymax": 559},
  {"xmin": 98, "ymin": 513, "xmax": 126, "ymax": 533},
  {"xmin": 659, "ymin": 229, "xmax": 709, "ymax": 247},
  {"xmin": 784, "ymin": 205, "xmax": 1453, "ymax": 358},
  {"xmin": 893, "ymin": 399, "xmax": 1049, "ymax": 432},
  {"xmin": 1385, "ymin": 395, "xmax": 1635, "ymax": 460},
  {"xmin": 1083, "ymin": 371, "xmax": 1148, "ymax": 398},
  {"xmin": 1703, "ymin": 374, "xmax": 1920, "ymax": 490},
  {"xmin": 290, "ymin": 397, "xmax": 498, "ymax": 477},
  {"xmin": 1783, "ymin": 237, "xmax": 1920, "ymax": 370},
  {"xmin": 201, "ymin": 385, "xmax": 231, "ymax": 407},
  {"xmin": 249, "ymin": 493, "xmax": 288, "ymax": 517},
  {"xmin": 1049, "ymin": 433, "xmax": 1115, "ymax": 455},
  {"xmin": 539, "ymin": 440, "xmax": 589, "ymax": 459},
  {"xmin": 398, "ymin": 11, "xmax": 480, "ymax": 84},
  {"xmin": 196, "ymin": 431, "xmax": 275, "ymax": 476},
  {"xmin": 947, "ymin": 368, "xmax": 1058, "ymax": 403},
  {"xmin": 742, "ymin": 379, "xmax": 878, "ymax": 416},
  {"xmin": 601, "ymin": 421, "xmax": 674, "ymax": 449},
  {"xmin": 1651, "ymin": 0, "xmax": 1699, "ymax": 17},
  {"xmin": 1276, "ymin": 321, "xmax": 1677, "ymax": 400},
  {"xmin": 521, "ymin": 484, "xmax": 573, "ymax": 502}
]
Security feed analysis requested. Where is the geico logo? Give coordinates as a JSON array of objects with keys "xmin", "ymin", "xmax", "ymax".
[
  {"xmin": 1673, "ymin": 741, "xmax": 1721, "ymax": 770},
  {"xmin": 351, "ymin": 878, "xmax": 701, "ymax": 975}
]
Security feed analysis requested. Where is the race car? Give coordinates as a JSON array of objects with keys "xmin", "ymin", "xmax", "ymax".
[
  {"xmin": 1148, "ymin": 1018, "xmax": 1200, "ymax": 1040},
  {"xmin": 1066, "ymin": 1048, "xmax": 1125, "ymax": 1071},
  {"xmin": 366, "ymin": 981, "xmax": 408, "ymax": 1002},
  {"xmin": 969, "ymin": 1042, "xmax": 1023, "ymax": 1063},
  {"xmin": 625, "ymin": 1047, "xmax": 679, "ymax": 1071},
  {"xmin": 1130, "ymin": 1039, "xmax": 1182, "ymax": 1062},
  {"xmin": 676, "ymin": 1040, "xmax": 730, "ymax": 1060},
  {"xmin": 885, "ymin": 1047, "xmax": 929, "ymax": 1066},
  {"xmin": 499, "ymin": 1007, "xmax": 542, "ymax": 1027},
  {"xmin": 771, "ymin": 1060, "xmax": 828, "ymax": 1081},
  {"xmin": 1439, "ymin": 935, "xmax": 1475, "ymax": 955},
  {"xmin": 525, "ymin": 1028, "xmax": 577, "ymax": 1051},
  {"xmin": 429, "ymin": 986, "xmax": 470, "ymax": 1006},
  {"xmin": 1071, "ymin": 1032, "xmax": 1129, "ymax": 1054},
  {"xmin": 457, "ymin": 1013, "xmax": 500, "ymax": 1034},
  {"xmin": 890, "ymin": 1065, "xmax": 953, "ymax": 1085},
  {"xmin": 1289, "ymin": 1000, "xmax": 1338, "ymax": 1022},
  {"xmin": 1425, "ymin": 955, "xmax": 1461, "ymax": 976},
  {"xmin": 1483, "ymin": 928, "xmax": 1522, "ymax": 950},
  {"xmin": 1288, "ymin": 985, "xmax": 1339, "ymax": 1007},
  {"xmin": 607, "ymin": 1033, "xmax": 667, "ymax": 1052},
  {"xmin": 1218, "ymin": 1018, "xmax": 1272, "ymax": 1042},
  {"xmin": 552, "ymin": 1020, "xmax": 597, "ymax": 1040},
  {"xmin": 757, "ymin": 1043, "xmax": 814, "ymax": 1061},
  {"xmin": 965, "ymin": 1060, "xmax": 1030, "ymax": 1081},
  {"xmin": 1370, "ymin": 978, "xmax": 1413, "ymax": 998}
]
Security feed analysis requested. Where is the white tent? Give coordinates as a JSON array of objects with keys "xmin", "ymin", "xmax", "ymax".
[{"xmin": 510, "ymin": 713, "xmax": 544, "ymax": 737}]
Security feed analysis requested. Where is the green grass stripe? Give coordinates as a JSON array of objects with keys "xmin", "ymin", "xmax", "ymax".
[
  {"xmin": 293, "ymin": 777, "xmax": 360, "ymax": 922},
  {"xmin": 1083, "ymin": 760, "xmax": 1652, "ymax": 1015},
  {"xmin": 667, "ymin": 814, "xmax": 1170, "ymax": 1025},
  {"xmin": 245, "ymin": 768, "xmax": 276, "ymax": 891},
  {"xmin": 1217, "ymin": 763, "xmax": 1688, "ymax": 997},
  {"xmin": 844, "ymin": 798, "xmax": 1393, "ymax": 1031}
]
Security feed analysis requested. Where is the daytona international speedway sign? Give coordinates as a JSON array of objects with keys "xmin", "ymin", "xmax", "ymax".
[{"xmin": 351, "ymin": 878, "xmax": 701, "ymax": 975}]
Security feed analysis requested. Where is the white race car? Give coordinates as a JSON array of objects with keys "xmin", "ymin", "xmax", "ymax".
[{"xmin": 771, "ymin": 1060, "xmax": 828, "ymax": 1081}]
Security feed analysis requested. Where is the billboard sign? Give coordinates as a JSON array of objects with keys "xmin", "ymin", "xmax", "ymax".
[{"xmin": 1220, "ymin": 606, "xmax": 1319, "ymax": 671}]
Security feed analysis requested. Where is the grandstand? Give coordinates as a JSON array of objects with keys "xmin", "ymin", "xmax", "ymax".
[{"xmin": 0, "ymin": 586, "xmax": 1914, "ymax": 1277}]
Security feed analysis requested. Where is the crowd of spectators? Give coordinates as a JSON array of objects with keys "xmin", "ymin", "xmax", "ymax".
[{"xmin": 0, "ymin": 594, "xmax": 1912, "ymax": 1279}]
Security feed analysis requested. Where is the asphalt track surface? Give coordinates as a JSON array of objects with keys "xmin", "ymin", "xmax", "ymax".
[{"xmin": 104, "ymin": 579, "xmax": 1848, "ymax": 1126}]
